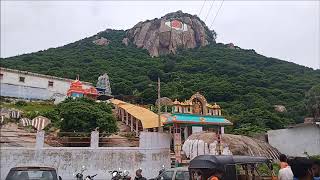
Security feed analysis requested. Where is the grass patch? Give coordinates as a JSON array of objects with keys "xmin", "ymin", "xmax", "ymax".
[{"xmin": 1, "ymin": 101, "xmax": 55, "ymax": 114}]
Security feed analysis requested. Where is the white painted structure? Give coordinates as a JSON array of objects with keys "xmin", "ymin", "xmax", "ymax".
[
  {"xmin": 0, "ymin": 132, "xmax": 171, "ymax": 179},
  {"xmin": 268, "ymin": 123, "xmax": 320, "ymax": 157},
  {"xmin": 0, "ymin": 67, "xmax": 92, "ymax": 100}
]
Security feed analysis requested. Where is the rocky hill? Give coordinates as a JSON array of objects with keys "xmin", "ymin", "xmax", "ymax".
[
  {"xmin": 1, "ymin": 11, "xmax": 320, "ymax": 135},
  {"xmin": 125, "ymin": 11, "xmax": 215, "ymax": 57}
]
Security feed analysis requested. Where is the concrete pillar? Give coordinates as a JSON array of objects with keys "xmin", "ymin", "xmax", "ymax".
[
  {"xmin": 36, "ymin": 131, "xmax": 45, "ymax": 149},
  {"xmin": 126, "ymin": 112, "xmax": 129, "ymax": 125},
  {"xmin": 136, "ymin": 119, "xmax": 139, "ymax": 137},
  {"xmin": 90, "ymin": 130, "xmax": 99, "ymax": 148},
  {"xmin": 173, "ymin": 124, "xmax": 182, "ymax": 165},
  {"xmin": 121, "ymin": 109, "xmax": 125, "ymax": 122},
  {"xmin": 184, "ymin": 127, "xmax": 188, "ymax": 140},
  {"xmin": 130, "ymin": 116, "xmax": 134, "ymax": 132}
]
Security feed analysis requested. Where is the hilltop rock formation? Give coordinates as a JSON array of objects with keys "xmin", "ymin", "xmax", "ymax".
[
  {"xmin": 126, "ymin": 11, "xmax": 216, "ymax": 57},
  {"xmin": 93, "ymin": 37, "xmax": 110, "ymax": 46}
]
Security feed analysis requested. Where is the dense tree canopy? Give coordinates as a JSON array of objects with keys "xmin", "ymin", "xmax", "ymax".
[
  {"xmin": 2, "ymin": 29, "xmax": 320, "ymax": 135},
  {"xmin": 54, "ymin": 98, "xmax": 117, "ymax": 133},
  {"xmin": 305, "ymin": 85, "xmax": 320, "ymax": 120}
]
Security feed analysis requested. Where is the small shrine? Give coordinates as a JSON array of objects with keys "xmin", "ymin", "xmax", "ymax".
[
  {"xmin": 67, "ymin": 79, "xmax": 98, "ymax": 99},
  {"xmin": 162, "ymin": 92, "xmax": 233, "ymax": 165}
]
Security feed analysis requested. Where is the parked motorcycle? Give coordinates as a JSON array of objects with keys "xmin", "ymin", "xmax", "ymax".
[
  {"xmin": 158, "ymin": 165, "xmax": 165, "ymax": 175},
  {"xmin": 109, "ymin": 168, "xmax": 131, "ymax": 180},
  {"xmin": 84, "ymin": 174, "xmax": 97, "ymax": 180},
  {"xmin": 74, "ymin": 166, "xmax": 97, "ymax": 180}
]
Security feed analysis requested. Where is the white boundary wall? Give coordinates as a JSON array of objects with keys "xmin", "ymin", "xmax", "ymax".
[
  {"xmin": 0, "ymin": 132, "xmax": 171, "ymax": 179},
  {"xmin": 268, "ymin": 124, "xmax": 320, "ymax": 157}
]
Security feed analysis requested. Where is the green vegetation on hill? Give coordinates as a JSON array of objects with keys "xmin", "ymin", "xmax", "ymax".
[{"xmin": 2, "ymin": 29, "xmax": 320, "ymax": 135}]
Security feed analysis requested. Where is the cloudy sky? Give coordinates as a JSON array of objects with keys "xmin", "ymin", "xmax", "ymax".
[{"xmin": 1, "ymin": 1, "xmax": 319, "ymax": 69}]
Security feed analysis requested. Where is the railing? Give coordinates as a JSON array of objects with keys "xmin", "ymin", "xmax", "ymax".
[
  {"xmin": 45, "ymin": 132, "xmax": 91, "ymax": 147},
  {"xmin": 44, "ymin": 131, "xmax": 139, "ymax": 147}
]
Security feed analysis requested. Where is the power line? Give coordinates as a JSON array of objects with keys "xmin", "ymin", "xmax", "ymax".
[
  {"xmin": 204, "ymin": 0, "xmax": 216, "ymax": 22},
  {"xmin": 209, "ymin": 0, "xmax": 224, "ymax": 29},
  {"xmin": 198, "ymin": 0, "xmax": 207, "ymax": 17}
]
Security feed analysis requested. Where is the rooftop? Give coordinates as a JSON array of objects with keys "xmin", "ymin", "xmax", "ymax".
[{"xmin": 163, "ymin": 113, "xmax": 233, "ymax": 126}]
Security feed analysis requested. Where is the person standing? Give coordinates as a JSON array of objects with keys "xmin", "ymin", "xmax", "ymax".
[
  {"xmin": 207, "ymin": 170, "xmax": 224, "ymax": 180},
  {"xmin": 134, "ymin": 169, "xmax": 147, "ymax": 180},
  {"xmin": 279, "ymin": 154, "xmax": 289, "ymax": 169},
  {"xmin": 312, "ymin": 160, "xmax": 320, "ymax": 180},
  {"xmin": 278, "ymin": 166, "xmax": 294, "ymax": 180},
  {"xmin": 290, "ymin": 157, "xmax": 314, "ymax": 180}
]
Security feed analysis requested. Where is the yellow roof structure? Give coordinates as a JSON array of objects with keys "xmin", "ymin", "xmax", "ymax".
[{"xmin": 110, "ymin": 99, "xmax": 165, "ymax": 129}]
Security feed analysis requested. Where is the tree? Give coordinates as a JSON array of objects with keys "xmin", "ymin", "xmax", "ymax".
[
  {"xmin": 305, "ymin": 85, "xmax": 320, "ymax": 120},
  {"xmin": 58, "ymin": 97, "xmax": 117, "ymax": 133}
]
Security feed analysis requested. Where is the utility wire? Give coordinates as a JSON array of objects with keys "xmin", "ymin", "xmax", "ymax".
[
  {"xmin": 209, "ymin": 0, "xmax": 224, "ymax": 29},
  {"xmin": 204, "ymin": 0, "xmax": 216, "ymax": 22},
  {"xmin": 198, "ymin": 0, "xmax": 207, "ymax": 17}
]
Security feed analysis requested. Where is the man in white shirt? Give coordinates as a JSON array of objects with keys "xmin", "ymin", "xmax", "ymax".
[{"xmin": 278, "ymin": 166, "xmax": 294, "ymax": 180}]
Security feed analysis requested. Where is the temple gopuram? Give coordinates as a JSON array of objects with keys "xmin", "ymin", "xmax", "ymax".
[
  {"xmin": 162, "ymin": 92, "xmax": 233, "ymax": 165},
  {"xmin": 67, "ymin": 79, "xmax": 98, "ymax": 99}
]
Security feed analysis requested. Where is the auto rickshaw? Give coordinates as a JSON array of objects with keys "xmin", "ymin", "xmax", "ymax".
[{"xmin": 189, "ymin": 155, "xmax": 277, "ymax": 180}]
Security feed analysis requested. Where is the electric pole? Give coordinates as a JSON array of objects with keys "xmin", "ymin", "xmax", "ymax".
[{"xmin": 158, "ymin": 76, "xmax": 162, "ymax": 132}]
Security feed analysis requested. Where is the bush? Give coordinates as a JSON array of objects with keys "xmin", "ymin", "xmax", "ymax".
[
  {"xmin": 15, "ymin": 101, "xmax": 27, "ymax": 107},
  {"xmin": 58, "ymin": 97, "xmax": 118, "ymax": 133}
]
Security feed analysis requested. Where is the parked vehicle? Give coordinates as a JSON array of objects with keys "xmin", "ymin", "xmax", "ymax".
[
  {"xmin": 5, "ymin": 166, "xmax": 62, "ymax": 180},
  {"xmin": 109, "ymin": 169, "xmax": 131, "ymax": 180},
  {"xmin": 150, "ymin": 167, "xmax": 189, "ymax": 180},
  {"xmin": 84, "ymin": 174, "xmax": 97, "ymax": 180},
  {"xmin": 158, "ymin": 165, "xmax": 166, "ymax": 175},
  {"xmin": 188, "ymin": 155, "xmax": 277, "ymax": 180},
  {"xmin": 74, "ymin": 166, "xmax": 97, "ymax": 180}
]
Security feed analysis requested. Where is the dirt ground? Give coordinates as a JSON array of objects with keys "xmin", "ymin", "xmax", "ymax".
[{"xmin": 0, "ymin": 123, "xmax": 38, "ymax": 147}]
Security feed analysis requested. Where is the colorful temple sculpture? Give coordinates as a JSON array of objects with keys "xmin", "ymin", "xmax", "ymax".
[
  {"xmin": 162, "ymin": 92, "xmax": 233, "ymax": 165},
  {"xmin": 67, "ymin": 79, "xmax": 98, "ymax": 99}
]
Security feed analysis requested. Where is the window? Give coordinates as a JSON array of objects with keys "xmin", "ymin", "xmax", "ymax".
[
  {"xmin": 175, "ymin": 171, "xmax": 189, "ymax": 180},
  {"xmin": 19, "ymin": 76, "xmax": 25, "ymax": 83},
  {"xmin": 159, "ymin": 170, "xmax": 174, "ymax": 180},
  {"xmin": 48, "ymin": 81, "xmax": 54, "ymax": 87}
]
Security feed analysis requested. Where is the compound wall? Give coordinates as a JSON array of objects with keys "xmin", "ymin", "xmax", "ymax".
[
  {"xmin": 268, "ymin": 124, "xmax": 320, "ymax": 157},
  {"xmin": 0, "ymin": 132, "xmax": 171, "ymax": 179}
]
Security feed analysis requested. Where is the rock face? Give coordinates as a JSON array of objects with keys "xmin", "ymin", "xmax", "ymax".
[
  {"xmin": 93, "ymin": 37, "xmax": 110, "ymax": 46},
  {"xmin": 274, "ymin": 105, "xmax": 287, "ymax": 113},
  {"xmin": 96, "ymin": 73, "xmax": 112, "ymax": 96},
  {"xmin": 122, "ymin": 38, "xmax": 129, "ymax": 46},
  {"xmin": 182, "ymin": 132, "xmax": 280, "ymax": 160},
  {"xmin": 126, "ymin": 11, "xmax": 215, "ymax": 57}
]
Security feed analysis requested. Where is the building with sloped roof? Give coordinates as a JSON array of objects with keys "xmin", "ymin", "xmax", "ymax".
[{"xmin": 111, "ymin": 99, "xmax": 165, "ymax": 136}]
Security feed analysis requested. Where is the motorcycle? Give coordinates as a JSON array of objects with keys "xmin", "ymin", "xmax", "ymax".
[
  {"xmin": 74, "ymin": 166, "xmax": 97, "ymax": 180},
  {"xmin": 158, "ymin": 165, "xmax": 165, "ymax": 175},
  {"xmin": 109, "ymin": 168, "xmax": 131, "ymax": 180},
  {"xmin": 84, "ymin": 174, "xmax": 97, "ymax": 180}
]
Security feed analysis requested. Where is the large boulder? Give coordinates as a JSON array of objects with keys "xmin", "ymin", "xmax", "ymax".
[
  {"xmin": 182, "ymin": 132, "xmax": 280, "ymax": 160},
  {"xmin": 126, "ymin": 11, "xmax": 215, "ymax": 57}
]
